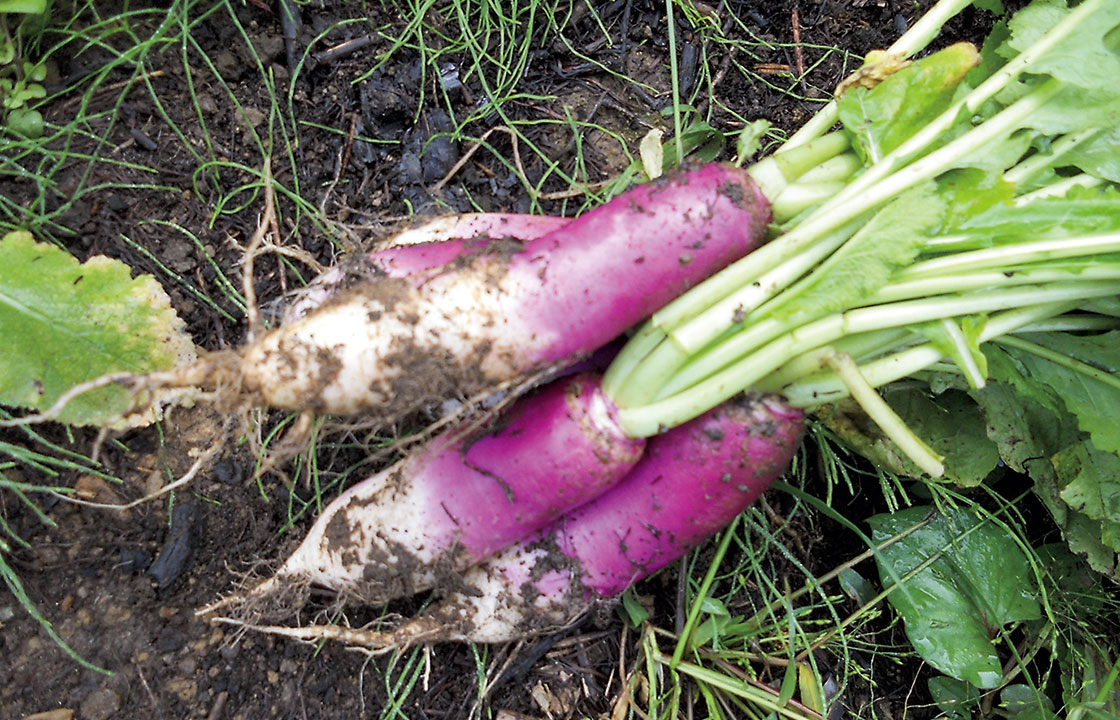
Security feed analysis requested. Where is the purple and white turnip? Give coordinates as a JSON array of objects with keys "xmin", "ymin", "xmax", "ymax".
[
  {"xmin": 209, "ymin": 372, "xmax": 644, "ymax": 614},
  {"xmin": 165, "ymin": 163, "xmax": 772, "ymax": 421},
  {"xmin": 218, "ymin": 393, "xmax": 804, "ymax": 647}
]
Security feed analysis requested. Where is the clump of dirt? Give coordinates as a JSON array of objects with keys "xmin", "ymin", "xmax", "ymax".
[{"xmin": 0, "ymin": 1, "xmax": 1003, "ymax": 718}]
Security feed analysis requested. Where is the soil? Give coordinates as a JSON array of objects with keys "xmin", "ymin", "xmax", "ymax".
[{"xmin": 0, "ymin": 2, "xmax": 1003, "ymax": 718}]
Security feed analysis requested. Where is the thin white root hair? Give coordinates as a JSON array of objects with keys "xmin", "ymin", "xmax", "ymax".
[{"xmin": 209, "ymin": 616, "xmax": 442, "ymax": 655}]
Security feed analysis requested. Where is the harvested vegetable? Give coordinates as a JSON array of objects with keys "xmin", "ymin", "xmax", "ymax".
[
  {"xmin": 221, "ymin": 392, "xmax": 803, "ymax": 646},
  {"xmin": 195, "ymin": 0, "xmax": 1120, "ymax": 652},
  {"xmin": 209, "ymin": 372, "xmax": 644, "ymax": 614},
  {"xmin": 160, "ymin": 163, "xmax": 771, "ymax": 422}
]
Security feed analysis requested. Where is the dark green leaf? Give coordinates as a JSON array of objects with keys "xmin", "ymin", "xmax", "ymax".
[
  {"xmin": 968, "ymin": 378, "xmax": 1118, "ymax": 578},
  {"xmin": 869, "ymin": 506, "xmax": 1040, "ymax": 688},
  {"xmin": 1000, "ymin": 684, "xmax": 1057, "ymax": 720},
  {"xmin": 996, "ymin": 332, "xmax": 1120, "ymax": 455}
]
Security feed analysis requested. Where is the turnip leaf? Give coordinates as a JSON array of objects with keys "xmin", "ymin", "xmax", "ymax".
[
  {"xmin": 0, "ymin": 231, "xmax": 196, "ymax": 427},
  {"xmin": 765, "ymin": 183, "xmax": 944, "ymax": 322},
  {"xmin": 869, "ymin": 506, "xmax": 1040, "ymax": 689},
  {"xmin": 820, "ymin": 387, "xmax": 998, "ymax": 487},
  {"xmin": 989, "ymin": 331, "xmax": 1120, "ymax": 455},
  {"xmin": 1053, "ymin": 442, "xmax": 1120, "ymax": 551},
  {"xmin": 837, "ymin": 43, "xmax": 980, "ymax": 164},
  {"xmin": 968, "ymin": 379, "xmax": 1118, "ymax": 578}
]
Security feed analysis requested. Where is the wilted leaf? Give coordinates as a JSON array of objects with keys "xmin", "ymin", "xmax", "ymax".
[{"xmin": 0, "ymin": 231, "xmax": 196, "ymax": 427}]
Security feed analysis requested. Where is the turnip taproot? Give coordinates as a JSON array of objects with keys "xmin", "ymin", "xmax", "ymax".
[
  {"xmin": 407, "ymin": 393, "xmax": 804, "ymax": 644},
  {"xmin": 208, "ymin": 372, "xmax": 644, "ymax": 614},
  {"xmin": 220, "ymin": 393, "xmax": 803, "ymax": 646}
]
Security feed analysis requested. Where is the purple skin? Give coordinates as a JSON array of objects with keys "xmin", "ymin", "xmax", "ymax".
[
  {"xmin": 371, "ymin": 213, "xmax": 573, "ymax": 278},
  {"xmin": 242, "ymin": 164, "xmax": 772, "ymax": 417},
  {"xmin": 501, "ymin": 164, "xmax": 771, "ymax": 365},
  {"xmin": 239, "ymin": 373, "xmax": 645, "ymax": 608},
  {"xmin": 390, "ymin": 394, "xmax": 805, "ymax": 644}
]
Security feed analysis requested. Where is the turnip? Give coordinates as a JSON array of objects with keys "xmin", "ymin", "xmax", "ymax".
[
  {"xmin": 207, "ymin": 372, "xmax": 645, "ymax": 615},
  {"xmin": 223, "ymin": 393, "xmax": 803, "ymax": 646},
  {"xmin": 160, "ymin": 163, "xmax": 772, "ymax": 421}
]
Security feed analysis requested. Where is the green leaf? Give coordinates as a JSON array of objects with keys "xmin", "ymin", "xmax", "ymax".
[
  {"xmin": 1002, "ymin": 0, "xmax": 1120, "ymax": 92},
  {"xmin": 967, "ymin": 378, "xmax": 1118, "ymax": 578},
  {"xmin": 768, "ymin": 183, "xmax": 945, "ymax": 322},
  {"xmin": 1053, "ymin": 441, "xmax": 1120, "ymax": 556},
  {"xmin": 1000, "ymin": 684, "xmax": 1057, "ymax": 720},
  {"xmin": 0, "ymin": 0, "xmax": 47, "ymax": 12},
  {"xmin": 6, "ymin": 107, "xmax": 42, "ymax": 138},
  {"xmin": 886, "ymin": 387, "xmax": 999, "ymax": 486},
  {"xmin": 1056, "ymin": 127, "xmax": 1120, "ymax": 183},
  {"xmin": 995, "ymin": 332, "xmax": 1120, "ymax": 455},
  {"xmin": 869, "ymin": 506, "xmax": 1041, "ymax": 689},
  {"xmin": 837, "ymin": 568, "xmax": 876, "ymax": 606},
  {"xmin": 820, "ymin": 387, "xmax": 998, "ymax": 487},
  {"xmin": 0, "ymin": 231, "xmax": 196, "ymax": 427},
  {"xmin": 935, "ymin": 167, "xmax": 1016, "ymax": 232},
  {"xmin": 947, "ymin": 184, "xmax": 1120, "ymax": 243},
  {"xmin": 735, "ymin": 119, "xmax": 770, "ymax": 162},
  {"xmin": 838, "ymin": 43, "xmax": 981, "ymax": 164}
]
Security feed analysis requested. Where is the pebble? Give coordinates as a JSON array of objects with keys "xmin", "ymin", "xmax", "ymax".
[{"xmin": 79, "ymin": 688, "xmax": 121, "ymax": 720}]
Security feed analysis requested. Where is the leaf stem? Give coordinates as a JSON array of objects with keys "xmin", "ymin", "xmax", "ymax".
[{"xmin": 824, "ymin": 350, "xmax": 945, "ymax": 476}]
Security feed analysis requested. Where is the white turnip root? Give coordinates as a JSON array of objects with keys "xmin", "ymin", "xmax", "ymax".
[
  {"xmin": 206, "ymin": 372, "xmax": 644, "ymax": 615},
  {"xmin": 223, "ymin": 393, "xmax": 804, "ymax": 647}
]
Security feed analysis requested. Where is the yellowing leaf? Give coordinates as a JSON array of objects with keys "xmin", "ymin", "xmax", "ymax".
[{"xmin": 0, "ymin": 231, "xmax": 196, "ymax": 428}]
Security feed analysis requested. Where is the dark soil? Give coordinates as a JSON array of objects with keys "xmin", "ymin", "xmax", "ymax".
[{"xmin": 0, "ymin": 2, "xmax": 1001, "ymax": 718}]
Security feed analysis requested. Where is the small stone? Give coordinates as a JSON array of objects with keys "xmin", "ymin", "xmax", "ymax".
[
  {"xmin": 74, "ymin": 476, "xmax": 123, "ymax": 505},
  {"xmin": 241, "ymin": 106, "xmax": 267, "ymax": 128},
  {"xmin": 267, "ymin": 670, "xmax": 280, "ymax": 684},
  {"xmin": 279, "ymin": 659, "xmax": 298, "ymax": 675},
  {"xmin": 166, "ymin": 677, "xmax": 197, "ymax": 703},
  {"xmin": 79, "ymin": 688, "xmax": 121, "ymax": 720}
]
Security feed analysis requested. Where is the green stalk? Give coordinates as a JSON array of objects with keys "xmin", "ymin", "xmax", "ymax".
[
  {"xmin": 873, "ymin": 264, "xmax": 1120, "ymax": 303},
  {"xmin": 779, "ymin": 301, "xmax": 1085, "ymax": 406},
  {"xmin": 1013, "ymin": 174, "xmax": 1104, "ymax": 204},
  {"xmin": 893, "ymin": 234, "xmax": 1120, "ymax": 280},
  {"xmin": 662, "ymin": 78, "xmax": 1064, "ymax": 354},
  {"xmin": 1002, "ymin": 128, "xmax": 1102, "ymax": 185},
  {"xmin": 601, "ymin": 321, "xmax": 664, "ymax": 398},
  {"xmin": 618, "ymin": 284, "xmax": 1120, "ymax": 435},
  {"xmin": 824, "ymin": 350, "xmax": 945, "ymax": 476},
  {"xmin": 656, "ymin": 265, "xmax": 1120, "ymax": 404}
]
